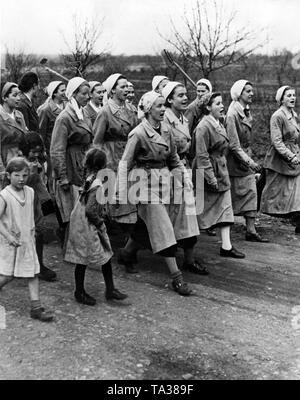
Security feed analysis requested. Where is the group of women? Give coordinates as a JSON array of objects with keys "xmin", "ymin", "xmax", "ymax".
[{"xmin": 1, "ymin": 68, "xmax": 299, "ymax": 300}]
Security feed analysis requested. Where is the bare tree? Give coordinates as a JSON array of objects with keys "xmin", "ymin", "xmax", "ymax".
[
  {"xmin": 4, "ymin": 46, "xmax": 37, "ymax": 82},
  {"xmin": 160, "ymin": 0, "xmax": 267, "ymax": 79},
  {"xmin": 271, "ymin": 49, "xmax": 298, "ymax": 86},
  {"xmin": 60, "ymin": 14, "xmax": 109, "ymax": 77}
]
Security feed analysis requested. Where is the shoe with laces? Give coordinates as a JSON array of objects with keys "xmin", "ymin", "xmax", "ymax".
[
  {"xmin": 182, "ymin": 261, "xmax": 209, "ymax": 275},
  {"xmin": 171, "ymin": 280, "xmax": 192, "ymax": 296},
  {"xmin": 30, "ymin": 307, "xmax": 54, "ymax": 322},
  {"xmin": 105, "ymin": 288, "xmax": 128, "ymax": 301},
  {"xmin": 74, "ymin": 291, "xmax": 96, "ymax": 306}
]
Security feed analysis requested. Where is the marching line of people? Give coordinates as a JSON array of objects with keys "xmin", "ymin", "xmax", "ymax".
[{"xmin": 0, "ymin": 67, "xmax": 299, "ymax": 323}]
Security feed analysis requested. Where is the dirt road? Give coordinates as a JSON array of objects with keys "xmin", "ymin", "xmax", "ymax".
[{"xmin": 0, "ymin": 215, "xmax": 299, "ymax": 380}]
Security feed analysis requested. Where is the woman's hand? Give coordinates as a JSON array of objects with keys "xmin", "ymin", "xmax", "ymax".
[
  {"xmin": 249, "ymin": 160, "xmax": 261, "ymax": 173},
  {"xmin": 290, "ymin": 156, "xmax": 300, "ymax": 167},
  {"xmin": 7, "ymin": 235, "xmax": 21, "ymax": 247},
  {"xmin": 207, "ymin": 178, "xmax": 219, "ymax": 192}
]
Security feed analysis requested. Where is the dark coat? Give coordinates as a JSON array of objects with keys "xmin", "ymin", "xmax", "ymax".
[
  {"xmin": 16, "ymin": 93, "xmax": 39, "ymax": 132},
  {"xmin": 38, "ymin": 99, "xmax": 66, "ymax": 153}
]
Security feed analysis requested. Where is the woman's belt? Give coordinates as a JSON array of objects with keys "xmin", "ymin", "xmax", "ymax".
[{"xmin": 136, "ymin": 160, "xmax": 167, "ymax": 169}]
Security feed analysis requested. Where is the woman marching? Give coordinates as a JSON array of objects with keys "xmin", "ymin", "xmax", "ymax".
[
  {"xmin": 152, "ymin": 76, "xmax": 170, "ymax": 95},
  {"xmin": 38, "ymin": 81, "xmax": 67, "ymax": 156},
  {"xmin": 194, "ymin": 92, "xmax": 245, "ymax": 259},
  {"xmin": 116, "ymin": 91, "xmax": 198, "ymax": 296},
  {"xmin": 93, "ymin": 73, "xmax": 138, "ymax": 226},
  {"xmin": 50, "ymin": 77, "xmax": 92, "ymax": 242},
  {"xmin": 226, "ymin": 80, "xmax": 268, "ymax": 242},
  {"xmin": 64, "ymin": 148, "xmax": 127, "ymax": 305},
  {"xmin": 185, "ymin": 78, "xmax": 212, "ymax": 137},
  {"xmin": 260, "ymin": 86, "xmax": 300, "ymax": 233},
  {"xmin": 83, "ymin": 81, "xmax": 105, "ymax": 127},
  {"xmin": 0, "ymin": 82, "xmax": 27, "ymax": 189},
  {"xmin": 162, "ymin": 81, "xmax": 208, "ymax": 275}
]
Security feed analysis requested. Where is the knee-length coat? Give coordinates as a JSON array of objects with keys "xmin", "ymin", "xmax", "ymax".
[
  {"xmin": 117, "ymin": 118, "xmax": 199, "ymax": 253},
  {"xmin": 193, "ymin": 115, "xmax": 234, "ymax": 229},
  {"xmin": 16, "ymin": 93, "xmax": 39, "ymax": 132},
  {"xmin": 38, "ymin": 99, "xmax": 66, "ymax": 154},
  {"xmin": 225, "ymin": 101, "xmax": 257, "ymax": 215},
  {"xmin": 93, "ymin": 99, "xmax": 138, "ymax": 172},
  {"xmin": 50, "ymin": 103, "xmax": 93, "ymax": 222},
  {"xmin": 261, "ymin": 107, "xmax": 300, "ymax": 215}
]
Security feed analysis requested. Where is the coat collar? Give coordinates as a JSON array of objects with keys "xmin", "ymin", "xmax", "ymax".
[
  {"xmin": 19, "ymin": 92, "xmax": 33, "ymax": 108},
  {"xmin": 49, "ymin": 99, "xmax": 65, "ymax": 114},
  {"xmin": 231, "ymin": 101, "xmax": 252, "ymax": 128},
  {"xmin": 0, "ymin": 106, "xmax": 26, "ymax": 131},
  {"xmin": 107, "ymin": 98, "xmax": 133, "ymax": 125},
  {"xmin": 141, "ymin": 118, "xmax": 170, "ymax": 146},
  {"xmin": 64, "ymin": 103, "xmax": 92, "ymax": 133},
  {"xmin": 280, "ymin": 106, "xmax": 299, "ymax": 131},
  {"xmin": 164, "ymin": 108, "xmax": 191, "ymax": 139},
  {"xmin": 205, "ymin": 115, "xmax": 228, "ymax": 140}
]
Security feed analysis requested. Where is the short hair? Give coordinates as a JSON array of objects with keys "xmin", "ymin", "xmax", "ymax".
[
  {"xmin": 6, "ymin": 157, "xmax": 30, "ymax": 174},
  {"xmin": 203, "ymin": 92, "xmax": 222, "ymax": 115},
  {"xmin": 18, "ymin": 72, "xmax": 39, "ymax": 93},
  {"xmin": 19, "ymin": 132, "xmax": 44, "ymax": 157},
  {"xmin": 84, "ymin": 148, "xmax": 107, "ymax": 172},
  {"xmin": 1, "ymin": 82, "xmax": 18, "ymax": 104}
]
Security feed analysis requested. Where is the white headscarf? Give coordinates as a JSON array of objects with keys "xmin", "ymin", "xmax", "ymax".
[
  {"xmin": 137, "ymin": 91, "xmax": 162, "ymax": 119},
  {"xmin": 89, "ymin": 81, "xmax": 102, "ymax": 93},
  {"xmin": 161, "ymin": 81, "xmax": 183, "ymax": 101},
  {"xmin": 227, "ymin": 79, "xmax": 252, "ymax": 115},
  {"xmin": 127, "ymin": 81, "xmax": 134, "ymax": 88},
  {"xmin": 1, "ymin": 82, "xmax": 18, "ymax": 99},
  {"xmin": 103, "ymin": 73, "xmax": 123, "ymax": 96},
  {"xmin": 275, "ymin": 85, "xmax": 291, "ymax": 104},
  {"xmin": 152, "ymin": 75, "xmax": 169, "ymax": 91},
  {"xmin": 46, "ymin": 81, "xmax": 63, "ymax": 99},
  {"xmin": 230, "ymin": 79, "xmax": 251, "ymax": 101},
  {"xmin": 196, "ymin": 78, "xmax": 212, "ymax": 93},
  {"xmin": 65, "ymin": 77, "xmax": 88, "ymax": 120}
]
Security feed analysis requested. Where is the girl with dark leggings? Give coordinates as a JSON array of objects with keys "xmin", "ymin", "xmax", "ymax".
[{"xmin": 64, "ymin": 148, "xmax": 127, "ymax": 305}]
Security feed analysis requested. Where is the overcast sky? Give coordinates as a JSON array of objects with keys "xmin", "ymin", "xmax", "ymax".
[{"xmin": 1, "ymin": 0, "xmax": 300, "ymax": 55}]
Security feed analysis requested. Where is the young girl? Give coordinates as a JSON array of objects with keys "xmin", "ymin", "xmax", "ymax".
[
  {"xmin": 0, "ymin": 157, "xmax": 54, "ymax": 322},
  {"xmin": 64, "ymin": 148, "xmax": 128, "ymax": 305}
]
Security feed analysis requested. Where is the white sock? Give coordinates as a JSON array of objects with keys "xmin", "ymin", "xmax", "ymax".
[{"xmin": 220, "ymin": 226, "xmax": 232, "ymax": 250}]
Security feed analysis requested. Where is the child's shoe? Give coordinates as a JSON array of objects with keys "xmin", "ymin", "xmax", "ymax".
[
  {"xmin": 38, "ymin": 265, "xmax": 57, "ymax": 282},
  {"xmin": 30, "ymin": 307, "xmax": 54, "ymax": 322},
  {"xmin": 171, "ymin": 271, "xmax": 192, "ymax": 296},
  {"xmin": 105, "ymin": 288, "xmax": 128, "ymax": 301},
  {"xmin": 74, "ymin": 291, "xmax": 96, "ymax": 306}
]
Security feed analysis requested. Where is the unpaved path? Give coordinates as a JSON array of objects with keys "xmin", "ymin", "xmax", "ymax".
[{"xmin": 0, "ymin": 215, "xmax": 299, "ymax": 380}]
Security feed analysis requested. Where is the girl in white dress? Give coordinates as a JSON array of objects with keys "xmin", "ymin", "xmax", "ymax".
[{"xmin": 0, "ymin": 157, "xmax": 54, "ymax": 322}]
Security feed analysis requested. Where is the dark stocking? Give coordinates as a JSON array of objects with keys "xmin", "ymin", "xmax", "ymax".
[{"xmin": 74, "ymin": 264, "xmax": 87, "ymax": 294}]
